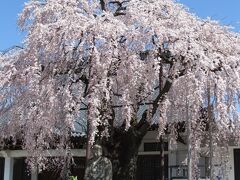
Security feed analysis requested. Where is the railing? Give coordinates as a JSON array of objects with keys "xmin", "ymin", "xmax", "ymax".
[{"xmin": 169, "ymin": 165, "xmax": 209, "ymax": 180}]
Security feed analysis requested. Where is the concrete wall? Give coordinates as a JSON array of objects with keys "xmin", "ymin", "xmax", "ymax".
[{"xmin": 139, "ymin": 131, "xmax": 238, "ymax": 180}]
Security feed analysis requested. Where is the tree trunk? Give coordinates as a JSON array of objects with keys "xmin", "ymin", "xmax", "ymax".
[
  {"xmin": 159, "ymin": 136, "xmax": 165, "ymax": 180},
  {"xmin": 102, "ymin": 126, "xmax": 147, "ymax": 180}
]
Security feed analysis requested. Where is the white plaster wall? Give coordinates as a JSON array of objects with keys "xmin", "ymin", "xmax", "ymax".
[
  {"xmin": 212, "ymin": 146, "xmax": 240, "ymax": 180},
  {"xmin": 227, "ymin": 146, "xmax": 236, "ymax": 180},
  {"xmin": 0, "ymin": 149, "xmax": 86, "ymax": 158},
  {"xmin": 138, "ymin": 131, "xmax": 166, "ymax": 153}
]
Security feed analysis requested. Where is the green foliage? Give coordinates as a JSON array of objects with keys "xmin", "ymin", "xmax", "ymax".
[{"xmin": 69, "ymin": 176, "xmax": 78, "ymax": 180}]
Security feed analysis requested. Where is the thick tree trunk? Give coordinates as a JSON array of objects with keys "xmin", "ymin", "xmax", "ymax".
[
  {"xmin": 102, "ymin": 126, "xmax": 147, "ymax": 180},
  {"xmin": 113, "ymin": 153, "xmax": 138, "ymax": 180}
]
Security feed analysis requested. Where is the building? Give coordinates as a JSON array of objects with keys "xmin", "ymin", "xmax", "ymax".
[{"xmin": 0, "ymin": 130, "xmax": 238, "ymax": 180}]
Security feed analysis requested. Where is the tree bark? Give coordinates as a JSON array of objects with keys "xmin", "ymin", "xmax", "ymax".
[
  {"xmin": 86, "ymin": 120, "xmax": 91, "ymax": 163},
  {"xmin": 159, "ymin": 136, "xmax": 165, "ymax": 180},
  {"xmin": 102, "ymin": 125, "xmax": 148, "ymax": 180}
]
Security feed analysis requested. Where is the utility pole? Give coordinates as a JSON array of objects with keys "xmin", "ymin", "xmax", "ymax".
[{"xmin": 186, "ymin": 98, "xmax": 192, "ymax": 180}]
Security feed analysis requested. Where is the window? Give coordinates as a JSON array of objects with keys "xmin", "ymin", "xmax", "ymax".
[
  {"xmin": 13, "ymin": 158, "xmax": 31, "ymax": 180},
  {"xmin": 0, "ymin": 158, "xmax": 4, "ymax": 180},
  {"xmin": 144, "ymin": 142, "xmax": 168, "ymax": 152}
]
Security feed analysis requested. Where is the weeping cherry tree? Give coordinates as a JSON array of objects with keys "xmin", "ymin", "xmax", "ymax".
[{"xmin": 1, "ymin": 0, "xmax": 240, "ymax": 179}]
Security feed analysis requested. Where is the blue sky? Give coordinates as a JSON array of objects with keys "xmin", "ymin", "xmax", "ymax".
[
  {"xmin": 0, "ymin": 0, "xmax": 240, "ymax": 51},
  {"xmin": 178, "ymin": 0, "xmax": 240, "ymax": 30},
  {"xmin": 0, "ymin": 1, "xmax": 27, "ymax": 51}
]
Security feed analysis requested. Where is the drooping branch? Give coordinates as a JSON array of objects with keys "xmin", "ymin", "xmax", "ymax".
[
  {"xmin": 100, "ymin": 0, "xmax": 106, "ymax": 11},
  {"xmin": 134, "ymin": 110, "xmax": 150, "ymax": 138},
  {"xmin": 109, "ymin": 0, "xmax": 129, "ymax": 16},
  {"xmin": 152, "ymin": 80, "xmax": 172, "ymax": 116}
]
